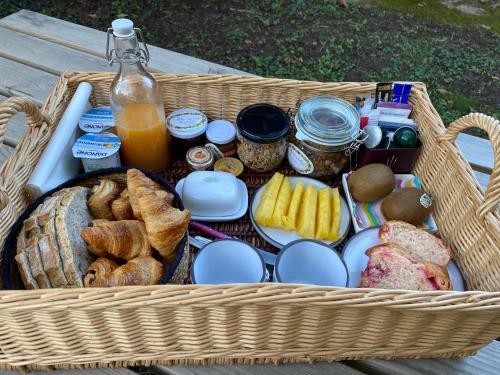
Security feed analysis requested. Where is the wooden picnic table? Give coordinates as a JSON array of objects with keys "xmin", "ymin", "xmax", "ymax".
[{"xmin": 0, "ymin": 9, "xmax": 497, "ymax": 375}]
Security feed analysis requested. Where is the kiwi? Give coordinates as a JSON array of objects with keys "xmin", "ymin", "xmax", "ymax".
[
  {"xmin": 381, "ymin": 187, "xmax": 433, "ymax": 225},
  {"xmin": 348, "ymin": 164, "xmax": 395, "ymax": 202}
]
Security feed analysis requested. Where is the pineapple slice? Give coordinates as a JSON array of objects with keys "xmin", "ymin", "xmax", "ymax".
[
  {"xmin": 254, "ymin": 172, "xmax": 284, "ymax": 226},
  {"xmin": 329, "ymin": 187, "xmax": 341, "ymax": 241},
  {"xmin": 315, "ymin": 187, "xmax": 332, "ymax": 240},
  {"xmin": 270, "ymin": 177, "xmax": 292, "ymax": 228},
  {"xmin": 296, "ymin": 184, "xmax": 318, "ymax": 239},
  {"xmin": 282, "ymin": 181, "xmax": 304, "ymax": 231}
]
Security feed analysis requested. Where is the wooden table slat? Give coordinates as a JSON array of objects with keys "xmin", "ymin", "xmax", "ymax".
[
  {"xmin": 348, "ymin": 340, "xmax": 500, "ymax": 375},
  {"xmin": 0, "ymin": 26, "xmax": 114, "ymax": 75},
  {"xmin": 0, "ymin": 9, "xmax": 250, "ymax": 76},
  {"xmin": 456, "ymin": 133, "xmax": 494, "ymax": 174},
  {"xmin": 0, "ymin": 56, "xmax": 57, "ymax": 106},
  {"xmin": 153, "ymin": 362, "xmax": 365, "ymax": 375}
]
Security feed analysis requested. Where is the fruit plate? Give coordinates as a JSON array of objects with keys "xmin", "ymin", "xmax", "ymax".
[
  {"xmin": 342, "ymin": 172, "xmax": 438, "ymax": 234},
  {"xmin": 341, "ymin": 227, "xmax": 465, "ymax": 291},
  {"xmin": 250, "ymin": 176, "xmax": 351, "ymax": 249}
]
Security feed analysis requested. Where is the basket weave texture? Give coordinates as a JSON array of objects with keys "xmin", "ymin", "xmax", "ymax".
[{"xmin": 0, "ymin": 72, "xmax": 498, "ymax": 370}]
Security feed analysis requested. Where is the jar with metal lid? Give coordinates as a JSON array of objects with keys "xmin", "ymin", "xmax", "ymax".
[
  {"xmin": 287, "ymin": 96, "xmax": 364, "ymax": 177},
  {"xmin": 206, "ymin": 119, "xmax": 237, "ymax": 157},
  {"xmin": 236, "ymin": 103, "xmax": 290, "ymax": 172},
  {"xmin": 167, "ymin": 108, "xmax": 208, "ymax": 159},
  {"xmin": 186, "ymin": 146, "xmax": 214, "ymax": 171}
]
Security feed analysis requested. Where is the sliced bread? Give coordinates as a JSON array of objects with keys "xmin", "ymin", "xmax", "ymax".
[
  {"xmin": 55, "ymin": 186, "xmax": 95, "ymax": 287},
  {"xmin": 16, "ymin": 226, "xmax": 27, "ymax": 255},
  {"xmin": 24, "ymin": 238, "xmax": 51, "ymax": 289},
  {"xmin": 379, "ymin": 220, "xmax": 452, "ymax": 266},
  {"xmin": 14, "ymin": 251, "xmax": 39, "ymax": 289},
  {"xmin": 360, "ymin": 243, "xmax": 451, "ymax": 291}
]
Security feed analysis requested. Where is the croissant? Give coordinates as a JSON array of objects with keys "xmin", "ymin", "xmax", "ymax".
[
  {"xmin": 88, "ymin": 179, "xmax": 121, "ymax": 220},
  {"xmin": 137, "ymin": 187, "xmax": 190, "ymax": 262},
  {"xmin": 81, "ymin": 220, "xmax": 152, "ymax": 260},
  {"xmin": 83, "ymin": 257, "xmax": 119, "ymax": 287},
  {"xmin": 111, "ymin": 188, "xmax": 134, "ymax": 220},
  {"xmin": 127, "ymin": 168, "xmax": 174, "ymax": 220},
  {"xmin": 90, "ymin": 256, "xmax": 164, "ymax": 287}
]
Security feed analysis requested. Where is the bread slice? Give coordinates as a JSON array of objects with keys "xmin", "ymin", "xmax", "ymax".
[
  {"xmin": 379, "ymin": 221, "xmax": 452, "ymax": 266},
  {"xmin": 24, "ymin": 238, "xmax": 51, "ymax": 288},
  {"xmin": 16, "ymin": 226, "xmax": 27, "ymax": 255},
  {"xmin": 360, "ymin": 243, "xmax": 451, "ymax": 291},
  {"xmin": 55, "ymin": 186, "xmax": 94, "ymax": 287},
  {"xmin": 14, "ymin": 251, "xmax": 39, "ymax": 289}
]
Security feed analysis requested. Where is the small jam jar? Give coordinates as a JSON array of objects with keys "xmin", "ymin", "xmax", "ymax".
[
  {"xmin": 186, "ymin": 146, "xmax": 214, "ymax": 171},
  {"xmin": 206, "ymin": 119, "xmax": 237, "ymax": 157},
  {"xmin": 167, "ymin": 108, "xmax": 208, "ymax": 159}
]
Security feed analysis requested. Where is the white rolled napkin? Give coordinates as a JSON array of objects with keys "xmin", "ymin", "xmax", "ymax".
[{"xmin": 26, "ymin": 82, "xmax": 92, "ymax": 199}]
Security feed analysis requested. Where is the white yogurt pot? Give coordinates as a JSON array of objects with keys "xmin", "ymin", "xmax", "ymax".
[{"xmin": 72, "ymin": 132, "xmax": 121, "ymax": 172}]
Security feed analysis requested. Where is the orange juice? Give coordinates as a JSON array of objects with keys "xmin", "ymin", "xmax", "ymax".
[{"xmin": 115, "ymin": 102, "xmax": 170, "ymax": 171}]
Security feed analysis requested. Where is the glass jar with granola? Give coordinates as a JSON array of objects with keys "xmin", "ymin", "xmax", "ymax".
[
  {"xmin": 287, "ymin": 96, "xmax": 363, "ymax": 177},
  {"xmin": 236, "ymin": 104, "xmax": 290, "ymax": 172}
]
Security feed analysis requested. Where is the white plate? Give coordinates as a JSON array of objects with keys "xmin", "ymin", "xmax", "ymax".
[
  {"xmin": 341, "ymin": 227, "xmax": 465, "ymax": 291},
  {"xmin": 175, "ymin": 178, "xmax": 248, "ymax": 222},
  {"xmin": 341, "ymin": 173, "xmax": 438, "ymax": 234},
  {"xmin": 250, "ymin": 176, "xmax": 351, "ymax": 249}
]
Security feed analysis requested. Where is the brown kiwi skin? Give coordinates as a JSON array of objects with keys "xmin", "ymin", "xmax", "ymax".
[
  {"xmin": 348, "ymin": 164, "xmax": 395, "ymax": 203},
  {"xmin": 381, "ymin": 187, "xmax": 433, "ymax": 225}
]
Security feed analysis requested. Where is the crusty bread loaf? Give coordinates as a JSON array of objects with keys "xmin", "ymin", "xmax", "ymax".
[
  {"xmin": 379, "ymin": 221, "xmax": 452, "ymax": 266},
  {"xmin": 360, "ymin": 243, "xmax": 451, "ymax": 291},
  {"xmin": 14, "ymin": 251, "xmax": 39, "ymax": 289},
  {"xmin": 55, "ymin": 186, "xmax": 95, "ymax": 287}
]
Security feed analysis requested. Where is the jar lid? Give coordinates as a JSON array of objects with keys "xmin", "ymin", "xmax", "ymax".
[
  {"xmin": 214, "ymin": 157, "xmax": 244, "ymax": 176},
  {"xmin": 295, "ymin": 96, "xmax": 360, "ymax": 147},
  {"xmin": 167, "ymin": 108, "xmax": 208, "ymax": 139},
  {"xmin": 237, "ymin": 104, "xmax": 290, "ymax": 144},
  {"xmin": 186, "ymin": 146, "xmax": 214, "ymax": 169},
  {"xmin": 206, "ymin": 119, "xmax": 236, "ymax": 144}
]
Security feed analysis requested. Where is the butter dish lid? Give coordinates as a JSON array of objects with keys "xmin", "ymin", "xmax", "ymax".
[
  {"xmin": 167, "ymin": 108, "xmax": 208, "ymax": 139},
  {"xmin": 72, "ymin": 132, "xmax": 121, "ymax": 160},
  {"xmin": 79, "ymin": 106, "xmax": 115, "ymax": 133},
  {"xmin": 176, "ymin": 171, "xmax": 248, "ymax": 220}
]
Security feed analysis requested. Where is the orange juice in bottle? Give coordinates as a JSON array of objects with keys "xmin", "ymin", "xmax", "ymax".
[{"xmin": 108, "ymin": 18, "xmax": 170, "ymax": 171}]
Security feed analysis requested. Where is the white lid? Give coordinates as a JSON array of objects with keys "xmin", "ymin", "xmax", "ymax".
[
  {"xmin": 79, "ymin": 106, "xmax": 114, "ymax": 133},
  {"xmin": 167, "ymin": 108, "xmax": 208, "ymax": 139},
  {"xmin": 112, "ymin": 19, "xmax": 134, "ymax": 37},
  {"xmin": 363, "ymin": 125, "xmax": 383, "ymax": 149},
  {"xmin": 182, "ymin": 171, "xmax": 239, "ymax": 216},
  {"xmin": 206, "ymin": 120, "xmax": 236, "ymax": 144},
  {"xmin": 72, "ymin": 132, "xmax": 121, "ymax": 159}
]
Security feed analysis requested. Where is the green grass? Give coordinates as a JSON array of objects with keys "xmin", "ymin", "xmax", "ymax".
[
  {"xmin": 1, "ymin": 0, "xmax": 498, "ymax": 136},
  {"xmin": 367, "ymin": 0, "xmax": 500, "ymax": 33}
]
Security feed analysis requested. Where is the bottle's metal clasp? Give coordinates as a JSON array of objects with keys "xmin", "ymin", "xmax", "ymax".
[{"xmin": 106, "ymin": 27, "xmax": 151, "ymax": 66}]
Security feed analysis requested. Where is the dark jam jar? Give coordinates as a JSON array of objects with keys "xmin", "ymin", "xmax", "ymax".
[
  {"xmin": 205, "ymin": 119, "xmax": 237, "ymax": 157},
  {"xmin": 166, "ymin": 108, "xmax": 208, "ymax": 159},
  {"xmin": 236, "ymin": 103, "xmax": 290, "ymax": 172}
]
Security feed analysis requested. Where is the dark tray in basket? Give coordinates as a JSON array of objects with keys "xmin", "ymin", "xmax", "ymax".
[{"xmin": 2, "ymin": 167, "xmax": 188, "ymax": 289}]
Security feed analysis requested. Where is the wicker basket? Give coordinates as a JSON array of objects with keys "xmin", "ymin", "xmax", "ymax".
[{"xmin": 0, "ymin": 72, "xmax": 498, "ymax": 370}]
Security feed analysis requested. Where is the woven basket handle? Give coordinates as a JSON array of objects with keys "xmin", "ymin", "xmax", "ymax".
[
  {"xmin": 0, "ymin": 97, "xmax": 50, "ymax": 145},
  {"xmin": 438, "ymin": 113, "xmax": 500, "ymax": 220}
]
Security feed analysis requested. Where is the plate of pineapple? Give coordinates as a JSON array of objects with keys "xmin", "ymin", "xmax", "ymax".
[{"xmin": 250, "ymin": 172, "xmax": 351, "ymax": 249}]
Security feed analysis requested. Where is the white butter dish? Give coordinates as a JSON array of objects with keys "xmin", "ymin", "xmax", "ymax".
[{"xmin": 175, "ymin": 171, "xmax": 248, "ymax": 221}]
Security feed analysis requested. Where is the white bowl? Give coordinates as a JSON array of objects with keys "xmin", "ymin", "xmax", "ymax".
[
  {"xmin": 274, "ymin": 240, "xmax": 348, "ymax": 287},
  {"xmin": 176, "ymin": 171, "xmax": 248, "ymax": 220}
]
